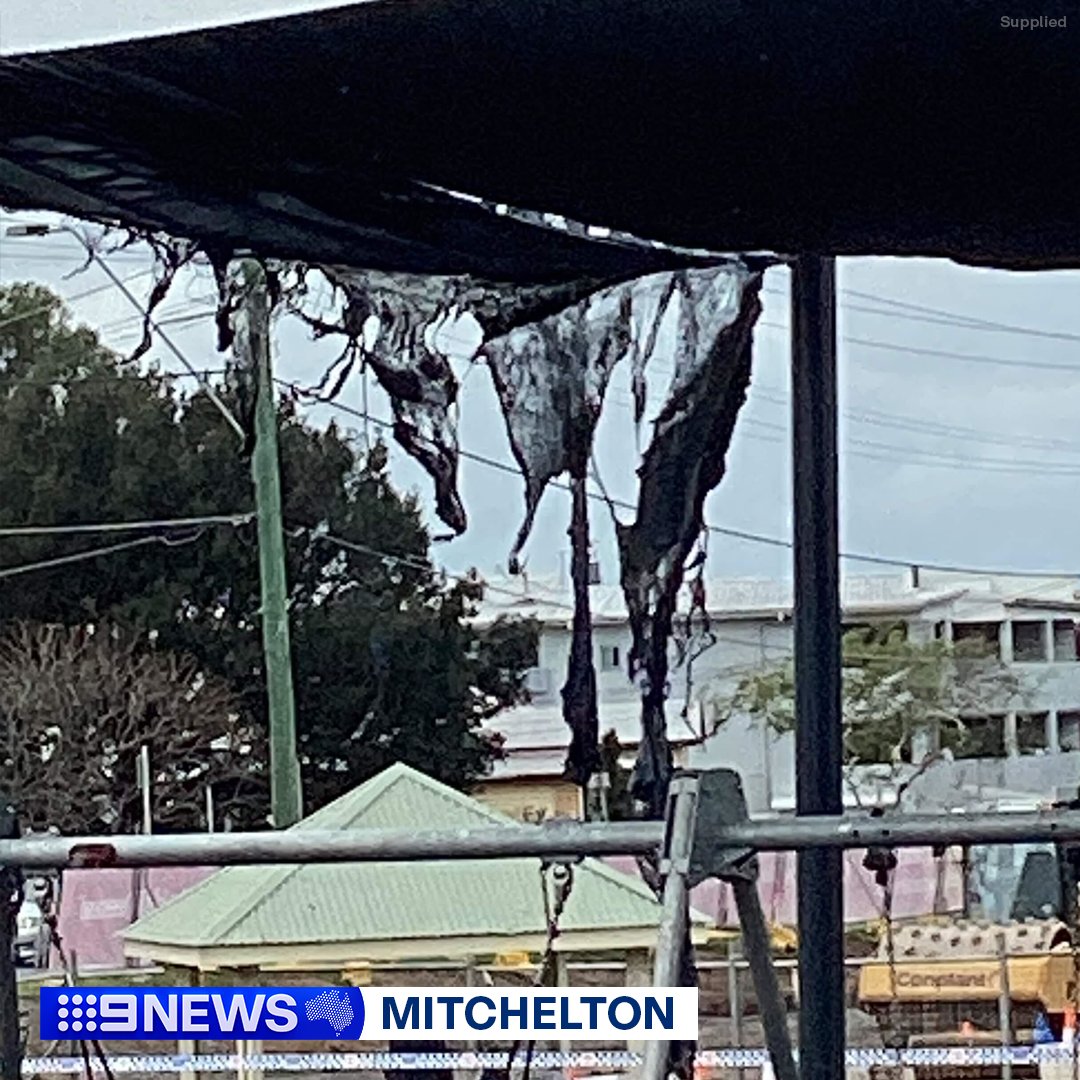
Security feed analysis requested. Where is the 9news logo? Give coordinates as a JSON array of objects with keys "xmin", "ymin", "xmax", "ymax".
[
  {"xmin": 41, "ymin": 986, "xmax": 697, "ymax": 1041},
  {"xmin": 40, "ymin": 987, "xmax": 366, "ymax": 1041}
]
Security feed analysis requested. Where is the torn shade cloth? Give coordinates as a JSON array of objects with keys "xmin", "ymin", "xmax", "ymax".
[
  {"xmin": 481, "ymin": 284, "xmax": 634, "ymax": 571},
  {"xmin": 617, "ymin": 267, "xmax": 764, "ymax": 814},
  {"xmin": 327, "ymin": 269, "xmax": 680, "ymax": 535}
]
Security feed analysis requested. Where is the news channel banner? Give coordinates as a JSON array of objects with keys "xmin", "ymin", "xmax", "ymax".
[{"xmin": 40, "ymin": 987, "xmax": 698, "ymax": 1042}]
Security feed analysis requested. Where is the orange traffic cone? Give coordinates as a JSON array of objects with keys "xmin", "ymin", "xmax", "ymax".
[{"xmin": 1064, "ymin": 1004, "xmax": 1077, "ymax": 1046}]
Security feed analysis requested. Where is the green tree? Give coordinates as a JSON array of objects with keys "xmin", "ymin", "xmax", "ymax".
[
  {"xmin": 0, "ymin": 282, "xmax": 535, "ymax": 817},
  {"xmin": 713, "ymin": 625, "xmax": 1027, "ymax": 768}
]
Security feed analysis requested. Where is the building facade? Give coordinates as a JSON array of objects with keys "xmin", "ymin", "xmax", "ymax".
[{"xmin": 474, "ymin": 566, "xmax": 1080, "ymax": 820}]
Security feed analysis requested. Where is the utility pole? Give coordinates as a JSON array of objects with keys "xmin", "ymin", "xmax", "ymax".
[{"xmin": 232, "ymin": 260, "xmax": 303, "ymax": 828}]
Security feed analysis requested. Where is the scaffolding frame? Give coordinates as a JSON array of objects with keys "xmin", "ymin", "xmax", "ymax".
[{"xmin": 6, "ymin": 796, "xmax": 1080, "ymax": 1080}]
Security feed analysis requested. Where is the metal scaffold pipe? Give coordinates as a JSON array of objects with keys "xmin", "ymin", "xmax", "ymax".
[{"xmin": 3, "ymin": 811, "xmax": 1080, "ymax": 869}]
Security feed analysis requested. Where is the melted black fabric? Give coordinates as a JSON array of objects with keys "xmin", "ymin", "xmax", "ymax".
[
  {"xmin": 562, "ymin": 476, "xmax": 600, "ymax": 787},
  {"xmin": 618, "ymin": 273, "xmax": 763, "ymax": 815}
]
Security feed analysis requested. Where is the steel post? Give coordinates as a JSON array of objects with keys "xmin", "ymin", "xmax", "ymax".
[
  {"xmin": 732, "ymin": 879, "xmax": 797, "ymax": 1080},
  {"xmin": 6, "ymin": 811, "xmax": 1080, "ymax": 868},
  {"xmin": 727, "ymin": 940, "xmax": 743, "ymax": 1075},
  {"xmin": 641, "ymin": 778, "xmax": 697, "ymax": 1080},
  {"xmin": 791, "ymin": 254, "xmax": 843, "ymax": 1080},
  {"xmin": 0, "ymin": 796, "xmax": 20, "ymax": 1080},
  {"xmin": 0, "ymin": 899, "xmax": 17, "ymax": 1080},
  {"xmin": 998, "ymin": 933, "xmax": 1013, "ymax": 1080}
]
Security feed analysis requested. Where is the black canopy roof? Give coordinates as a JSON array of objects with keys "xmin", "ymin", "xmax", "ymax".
[{"xmin": 1, "ymin": 0, "xmax": 1078, "ymax": 276}]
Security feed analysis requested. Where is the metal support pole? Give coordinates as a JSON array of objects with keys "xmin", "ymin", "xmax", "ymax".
[
  {"xmin": 732, "ymin": 880, "xmax": 798, "ymax": 1080},
  {"xmin": 232, "ymin": 259, "xmax": 303, "ymax": 829},
  {"xmin": 641, "ymin": 778, "xmax": 697, "ymax": 1080},
  {"xmin": 139, "ymin": 744, "xmax": 153, "ymax": 835},
  {"xmin": 0, "ymin": 901, "xmax": 18, "ymax": 1080},
  {"xmin": 791, "ymin": 254, "xmax": 843, "ymax": 1080},
  {"xmin": 998, "ymin": 933, "xmax": 1013, "ymax": 1080},
  {"xmin": 1, "ymin": 797, "xmax": 21, "ymax": 1080},
  {"xmin": 9, "ymin": 810, "xmax": 1080, "ymax": 869},
  {"xmin": 727, "ymin": 940, "xmax": 743, "ymax": 1078}
]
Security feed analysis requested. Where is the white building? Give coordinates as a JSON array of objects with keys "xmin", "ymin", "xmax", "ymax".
[{"xmin": 475, "ymin": 565, "xmax": 1080, "ymax": 818}]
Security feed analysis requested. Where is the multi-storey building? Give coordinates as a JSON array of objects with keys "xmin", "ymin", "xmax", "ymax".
[{"xmin": 474, "ymin": 565, "xmax": 1080, "ymax": 822}]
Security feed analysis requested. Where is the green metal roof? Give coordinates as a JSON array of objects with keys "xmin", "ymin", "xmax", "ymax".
[{"xmin": 124, "ymin": 763, "xmax": 702, "ymax": 949}]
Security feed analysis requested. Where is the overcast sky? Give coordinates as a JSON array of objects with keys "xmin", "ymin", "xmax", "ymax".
[{"xmin": 3, "ymin": 2, "xmax": 1080, "ymax": 588}]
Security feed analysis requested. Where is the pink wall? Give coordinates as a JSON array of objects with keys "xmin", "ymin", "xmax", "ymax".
[
  {"xmin": 54, "ymin": 866, "xmax": 214, "ymax": 970},
  {"xmin": 605, "ymin": 847, "xmax": 963, "ymax": 927}
]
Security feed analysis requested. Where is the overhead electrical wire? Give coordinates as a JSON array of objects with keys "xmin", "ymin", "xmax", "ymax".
[
  {"xmin": 0, "ymin": 513, "xmax": 252, "ymax": 539},
  {"xmin": 5, "ymin": 255, "xmax": 1079, "ymax": 579},
  {"xmin": 0, "ymin": 532, "xmax": 205, "ymax": 581},
  {"xmin": 763, "ymin": 271, "xmax": 1080, "ymax": 343},
  {"xmin": 737, "ymin": 416, "xmax": 1080, "ymax": 477},
  {"xmin": 284, "ymin": 384, "xmax": 1080, "ymax": 579},
  {"xmin": 312, "ymin": 531, "xmax": 1017, "ymax": 667},
  {"xmin": 0, "ymin": 268, "xmax": 157, "ymax": 332}
]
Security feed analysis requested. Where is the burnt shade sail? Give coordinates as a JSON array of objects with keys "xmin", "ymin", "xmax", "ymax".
[{"xmin": 1, "ymin": 0, "xmax": 1079, "ymax": 276}]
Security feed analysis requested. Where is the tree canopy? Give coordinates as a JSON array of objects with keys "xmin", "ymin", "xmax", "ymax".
[
  {"xmin": 713, "ymin": 624, "xmax": 1027, "ymax": 768},
  {"xmin": 0, "ymin": 281, "xmax": 536, "ymax": 826}
]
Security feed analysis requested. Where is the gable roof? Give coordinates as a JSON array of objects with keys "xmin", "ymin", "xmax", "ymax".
[{"xmin": 125, "ymin": 763, "xmax": 706, "ymax": 952}]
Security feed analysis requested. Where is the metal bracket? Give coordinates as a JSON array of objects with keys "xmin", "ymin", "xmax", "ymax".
[{"xmin": 661, "ymin": 768, "xmax": 758, "ymax": 888}]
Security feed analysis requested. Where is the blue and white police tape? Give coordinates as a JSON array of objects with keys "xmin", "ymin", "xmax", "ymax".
[
  {"xmin": 38, "ymin": 987, "xmax": 698, "ymax": 1042},
  {"xmin": 20, "ymin": 1044, "xmax": 1080, "ymax": 1074}
]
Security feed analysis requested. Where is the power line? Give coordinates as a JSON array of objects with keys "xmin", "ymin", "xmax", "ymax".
[
  {"xmin": 286, "ymin": 384, "xmax": 1080, "ymax": 579},
  {"xmin": 739, "ymin": 416, "xmax": 1080, "ymax": 478},
  {"xmin": 756, "ymin": 320, "xmax": 1080, "ymax": 374},
  {"xmin": 0, "ymin": 513, "xmax": 252, "ymax": 539},
  {"xmin": 0, "ymin": 269, "xmax": 156, "ymax": 332},
  {"xmin": 842, "ymin": 288, "xmax": 1080, "ymax": 345},
  {"xmin": 312, "ymin": 531, "xmax": 1021, "ymax": 668},
  {"xmin": 749, "ymin": 385, "xmax": 1080, "ymax": 456},
  {"xmin": 7, "ymin": 272, "xmax": 1077, "ymax": 576},
  {"xmin": 0, "ymin": 532, "xmax": 204, "ymax": 581},
  {"xmin": 764, "ymin": 272, "xmax": 1080, "ymax": 343},
  {"xmin": 600, "ymin": 377, "xmax": 1080, "ymax": 478}
]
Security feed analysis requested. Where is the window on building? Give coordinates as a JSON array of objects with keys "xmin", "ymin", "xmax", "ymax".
[
  {"xmin": 1060, "ymin": 711, "xmax": 1080, "ymax": 752},
  {"xmin": 1017, "ymin": 712, "xmax": 1050, "ymax": 755},
  {"xmin": 1053, "ymin": 620, "xmax": 1080, "ymax": 662},
  {"xmin": 941, "ymin": 714, "xmax": 1006, "ymax": 759},
  {"xmin": 952, "ymin": 622, "xmax": 1001, "ymax": 655},
  {"xmin": 1012, "ymin": 620, "xmax": 1047, "ymax": 662},
  {"xmin": 599, "ymin": 644, "xmax": 622, "ymax": 671}
]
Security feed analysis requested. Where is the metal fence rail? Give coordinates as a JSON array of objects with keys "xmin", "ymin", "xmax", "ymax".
[{"xmin": 3, "ymin": 810, "xmax": 1080, "ymax": 867}]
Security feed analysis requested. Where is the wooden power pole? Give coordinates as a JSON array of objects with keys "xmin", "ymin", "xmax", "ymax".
[{"xmin": 232, "ymin": 260, "xmax": 303, "ymax": 828}]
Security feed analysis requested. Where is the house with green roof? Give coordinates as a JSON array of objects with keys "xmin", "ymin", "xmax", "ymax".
[{"xmin": 123, "ymin": 763, "xmax": 711, "ymax": 972}]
